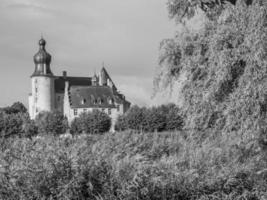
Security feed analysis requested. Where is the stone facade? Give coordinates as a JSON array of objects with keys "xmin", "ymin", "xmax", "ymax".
[{"xmin": 28, "ymin": 38, "xmax": 131, "ymax": 130}]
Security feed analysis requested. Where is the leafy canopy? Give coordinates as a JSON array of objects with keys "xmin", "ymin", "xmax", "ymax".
[{"xmin": 154, "ymin": 0, "xmax": 267, "ymax": 141}]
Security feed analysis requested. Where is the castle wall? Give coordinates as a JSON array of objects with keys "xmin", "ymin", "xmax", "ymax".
[
  {"xmin": 31, "ymin": 76, "xmax": 55, "ymax": 118},
  {"xmin": 55, "ymin": 93, "xmax": 64, "ymax": 112}
]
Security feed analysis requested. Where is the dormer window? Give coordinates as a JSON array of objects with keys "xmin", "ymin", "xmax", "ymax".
[
  {"xmin": 81, "ymin": 98, "xmax": 86, "ymax": 105},
  {"xmin": 108, "ymin": 97, "xmax": 114, "ymax": 105},
  {"xmin": 98, "ymin": 98, "xmax": 103, "ymax": 105}
]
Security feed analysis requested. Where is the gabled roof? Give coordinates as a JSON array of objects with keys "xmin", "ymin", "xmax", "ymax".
[
  {"xmin": 69, "ymin": 86, "xmax": 121, "ymax": 108},
  {"xmin": 55, "ymin": 76, "xmax": 91, "ymax": 93}
]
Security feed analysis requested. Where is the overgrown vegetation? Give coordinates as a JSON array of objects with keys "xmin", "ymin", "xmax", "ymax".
[{"xmin": 0, "ymin": 131, "xmax": 266, "ymax": 200}]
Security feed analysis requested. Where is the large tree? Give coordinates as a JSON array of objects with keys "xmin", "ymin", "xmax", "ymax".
[{"xmin": 154, "ymin": 0, "xmax": 267, "ymax": 142}]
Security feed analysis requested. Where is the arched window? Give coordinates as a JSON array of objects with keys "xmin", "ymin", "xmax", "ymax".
[
  {"xmin": 81, "ymin": 98, "xmax": 86, "ymax": 105},
  {"xmin": 108, "ymin": 97, "xmax": 114, "ymax": 105},
  {"xmin": 98, "ymin": 98, "xmax": 103, "ymax": 105}
]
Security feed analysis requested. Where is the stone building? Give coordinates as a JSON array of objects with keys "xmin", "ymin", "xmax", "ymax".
[{"xmin": 28, "ymin": 38, "xmax": 131, "ymax": 130}]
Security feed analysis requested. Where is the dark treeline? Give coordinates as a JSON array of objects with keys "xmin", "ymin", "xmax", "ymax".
[{"xmin": 115, "ymin": 104, "xmax": 184, "ymax": 132}]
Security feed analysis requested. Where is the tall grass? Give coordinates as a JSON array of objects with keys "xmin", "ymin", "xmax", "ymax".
[{"xmin": 0, "ymin": 131, "xmax": 266, "ymax": 199}]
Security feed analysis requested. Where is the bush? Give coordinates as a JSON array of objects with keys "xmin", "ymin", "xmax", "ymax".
[
  {"xmin": 70, "ymin": 110, "xmax": 111, "ymax": 134},
  {"xmin": 125, "ymin": 105, "xmax": 147, "ymax": 131},
  {"xmin": 0, "ymin": 102, "xmax": 27, "ymax": 114},
  {"xmin": 23, "ymin": 119, "xmax": 38, "ymax": 138},
  {"xmin": 70, "ymin": 117, "xmax": 83, "ymax": 135},
  {"xmin": 0, "ymin": 112, "xmax": 27, "ymax": 138},
  {"xmin": 143, "ymin": 107, "xmax": 166, "ymax": 132},
  {"xmin": 115, "ymin": 114, "xmax": 128, "ymax": 131},
  {"xmin": 35, "ymin": 111, "xmax": 68, "ymax": 135},
  {"xmin": 115, "ymin": 104, "xmax": 184, "ymax": 133},
  {"xmin": 165, "ymin": 104, "xmax": 184, "ymax": 131}
]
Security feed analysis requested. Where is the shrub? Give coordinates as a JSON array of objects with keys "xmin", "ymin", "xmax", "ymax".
[
  {"xmin": 115, "ymin": 104, "xmax": 184, "ymax": 133},
  {"xmin": 1, "ymin": 102, "xmax": 27, "ymax": 114},
  {"xmin": 35, "ymin": 111, "xmax": 68, "ymax": 135},
  {"xmin": 70, "ymin": 117, "xmax": 83, "ymax": 135},
  {"xmin": 165, "ymin": 105, "xmax": 184, "ymax": 131},
  {"xmin": 0, "ymin": 112, "xmax": 27, "ymax": 138},
  {"xmin": 71, "ymin": 110, "xmax": 111, "ymax": 134},
  {"xmin": 23, "ymin": 119, "xmax": 38, "ymax": 138},
  {"xmin": 124, "ymin": 105, "xmax": 147, "ymax": 131},
  {"xmin": 143, "ymin": 107, "xmax": 166, "ymax": 132},
  {"xmin": 115, "ymin": 114, "xmax": 128, "ymax": 131}
]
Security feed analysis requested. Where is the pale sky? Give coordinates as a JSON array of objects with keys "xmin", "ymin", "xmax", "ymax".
[{"xmin": 0, "ymin": 0, "xmax": 176, "ymax": 108}]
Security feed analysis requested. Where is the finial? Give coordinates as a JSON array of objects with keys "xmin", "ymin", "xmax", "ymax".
[{"xmin": 102, "ymin": 61, "xmax": 105, "ymax": 68}]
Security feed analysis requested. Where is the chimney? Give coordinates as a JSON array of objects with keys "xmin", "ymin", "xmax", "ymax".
[{"xmin": 63, "ymin": 71, "xmax": 67, "ymax": 78}]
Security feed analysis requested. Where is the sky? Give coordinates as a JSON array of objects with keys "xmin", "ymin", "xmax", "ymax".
[{"xmin": 0, "ymin": 0, "xmax": 177, "ymax": 108}]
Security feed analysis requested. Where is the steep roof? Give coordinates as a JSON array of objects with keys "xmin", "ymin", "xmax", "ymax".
[
  {"xmin": 69, "ymin": 86, "xmax": 123, "ymax": 108},
  {"xmin": 55, "ymin": 76, "xmax": 91, "ymax": 93}
]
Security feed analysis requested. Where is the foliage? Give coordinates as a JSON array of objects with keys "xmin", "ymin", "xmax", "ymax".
[
  {"xmin": 35, "ymin": 111, "xmax": 68, "ymax": 135},
  {"xmin": 0, "ymin": 131, "xmax": 266, "ymax": 199},
  {"xmin": 167, "ymin": 0, "xmax": 253, "ymax": 23},
  {"xmin": 124, "ymin": 105, "xmax": 148, "ymax": 131},
  {"xmin": 70, "ymin": 109, "xmax": 111, "ymax": 134},
  {"xmin": 115, "ymin": 104, "xmax": 184, "ymax": 132},
  {"xmin": 0, "ymin": 102, "xmax": 27, "ymax": 114},
  {"xmin": 69, "ymin": 117, "xmax": 83, "ymax": 135},
  {"xmin": 164, "ymin": 104, "xmax": 184, "ymax": 131},
  {"xmin": 22, "ymin": 119, "xmax": 38, "ymax": 139},
  {"xmin": 155, "ymin": 1, "xmax": 267, "ymax": 143},
  {"xmin": 0, "ymin": 112, "xmax": 28, "ymax": 138},
  {"xmin": 114, "ymin": 114, "xmax": 128, "ymax": 131}
]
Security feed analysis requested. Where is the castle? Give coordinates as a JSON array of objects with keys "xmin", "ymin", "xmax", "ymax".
[{"xmin": 29, "ymin": 38, "xmax": 131, "ymax": 130}]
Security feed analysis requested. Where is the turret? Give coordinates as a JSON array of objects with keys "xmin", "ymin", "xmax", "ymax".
[
  {"xmin": 32, "ymin": 38, "xmax": 53, "ymax": 77},
  {"xmin": 29, "ymin": 38, "xmax": 55, "ymax": 119},
  {"xmin": 99, "ymin": 67, "xmax": 108, "ymax": 86}
]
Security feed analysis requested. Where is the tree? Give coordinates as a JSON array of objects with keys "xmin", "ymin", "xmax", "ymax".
[
  {"xmin": 0, "ymin": 113, "xmax": 26, "ymax": 138},
  {"xmin": 1, "ymin": 102, "xmax": 27, "ymax": 114},
  {"xmin": 35, "ymin": 111, "xmax": 68, "ymax": 135},
  {"xmin": 70, "ymin": 118, "xmax": 83, "ymax": 135},
  {"xmin": 154, "ymin": 1, "xmax": 267, "ymax": 142},
  {"xmin": 71, "ymin": 110, "xmax": 111, "ymax": 134},
  {"xmin": 115, "ymin": 114, "xmax": 128, "ymax": 132},
  {"xmin": 167, "ymin": 0, "xmax": 253, "ymax": 23},
  {"xmin": 124, "ymin": 106, "xmax": 147, "ymax": 132},
  {"xmin": 143, "ymin": 107, "xmax": 166, "ymax": 132}
]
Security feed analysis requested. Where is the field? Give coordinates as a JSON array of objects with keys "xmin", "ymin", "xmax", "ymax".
[{"xmin": 0, "ymin": 131, "xmax": 266, "ymax": 200}]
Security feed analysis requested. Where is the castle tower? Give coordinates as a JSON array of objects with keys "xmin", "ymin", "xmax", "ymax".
[
  {"xmin": 99, "ymin": 67, "xmax": 108, "ymax": 86},
  {"xmin": 29, "ymin": 38, "xmax": 55, "ymax": 119}
]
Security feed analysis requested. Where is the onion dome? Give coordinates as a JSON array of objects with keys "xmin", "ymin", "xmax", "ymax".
[
  {"xmin": 32, "ymin": 38, "xmax": 53, "ymax": 77},
  {"xmin": 34, "ymin": 38, "xmax": 51, "ymax": 65}
]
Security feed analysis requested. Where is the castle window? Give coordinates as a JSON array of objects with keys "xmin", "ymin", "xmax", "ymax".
[
  {"xmin": 108, "ymin": 97, "xmax": 114, "ymax": 105},
  {"xmin": 102, "ymin": 108, "xmax": 105, "ymax": 112},
  {"xmin": 74, "ymin": 109, "xmax": 78, "ymax": 116},
  {"xmin": 83, "ymin": 109, "xmax": 87, "ymax": 112},
  {"xmin": 81, "ymin": 98, "xmax": 86, "ymax": 105},
  {"xmin": 35, "ymin": 97, "xmax": 38, "ymax": 103},
  {"xmin": 117, "ymin": 105, "xmax": 120, "ymax": 112},
  {"xmin": 98, "ymin": 98, "xmax": 103, "ymax": 105},
  {"xmin": 35, "ymin": 87, "xmax": 38, "ymax": 93},
  {"xmin": 108, "ymin": 108, "xmax": 111, "ymax": 115}
]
